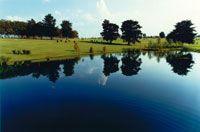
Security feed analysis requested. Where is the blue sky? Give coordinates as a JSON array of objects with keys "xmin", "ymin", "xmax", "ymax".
[{"xmin": 0, "ymin": 0, "xmax": 199, "ymax": 37}]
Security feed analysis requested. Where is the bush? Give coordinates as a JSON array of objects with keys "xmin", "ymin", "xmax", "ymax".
[
  {"xmin": 17, "ymin": 50, "xmax": 22, "ymax": 54},
  {"xmin": 74, "ymin": 43, "xmax": 80, "ymax": 52},
  {"xmin": 13, "ymin": 50, "xmax": 31, "ymax": 55},
  {"xmin": 12, "ymin": 50, "xmax": 16, "ymax": 54},
  {"xmin": 22, "ymin": 50, "xmax": 31, "ymax": 55},
  {"xmin": 89, "ymin": 47, "xmax": 94, "ymax": 54},
  {"xmin": 103, "ymin": 46, "xmax": 107, "ymax": 53},
  {"xmin": 0, "ymin": 56, "xmax": 11, "ymax": 65},
  {"xmin": 45, "ymin": 56, "xmax": 50, "ymax": 61}
]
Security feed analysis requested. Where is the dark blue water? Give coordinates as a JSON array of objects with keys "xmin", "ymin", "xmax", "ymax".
[{"xmin": 0, "ymin": 51, "xmax": 200, "ymax": 132}]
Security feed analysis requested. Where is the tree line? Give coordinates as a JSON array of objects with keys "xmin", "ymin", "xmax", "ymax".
[
  {"xmin": 0, "ymin": 14, "xmax": 78, "ymax": 39},
  {"xmin": 101, "ymin": 19, "xmax": 197, "ymax": 44}
]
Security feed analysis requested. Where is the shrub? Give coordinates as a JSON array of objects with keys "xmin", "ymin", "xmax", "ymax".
[
  {"xmin": 26, "ymin": 50, "xmax": 31, "ymax": 55},
  {"xmin": 103, "ymin": 46, "xmax": 107, "ymax": 53},
  {"xmin": 46, "ymin": 57, "xmax": 50, "ymax": 61},
  {"xmin": 22, "ymin": 50, "xmax": 26, "ymax": 54},
  {"xmin": 17, "ymin": 50, "xmax": 22, "ymax": 55},
  {"xmin": 89, "ymin": 47, "xmax": 94, "ymax": 54},
  {"xmin": 74, "ymin": 43, "xmax": 80, "ymax": 52},
  {"xmin": 0, "ymin": 56, "xmax": 11, "ymax": 65},
  {"xmin": 22, "ymin": 50, "xmax": 31, "ymax": 55},
  {"xmin": 12, "ymin": 50, "xmax": 16, "ymax": 54}
]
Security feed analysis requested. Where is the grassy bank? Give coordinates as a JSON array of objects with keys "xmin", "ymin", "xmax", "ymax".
[{"xmin": 0, "ymin": 38, "xmax": 199, "ymax": 64}]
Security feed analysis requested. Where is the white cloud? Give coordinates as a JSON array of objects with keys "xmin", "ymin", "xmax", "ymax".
[
  {"xmin": 96, "ymin": 0, "xmax": 112, "ymax": 19},
  {"xmin": 6, "ymin": 16, "xmax": 24, "ymax": 21},
  {"xmin": 43, "ymin": 0, "xmax": 50, "ymax": 2},
  {"xmin": 98, "ymin": 74, "xmax": 108, "ymax": 86},
  {"xmin": 83, "ymin": 13, "xmax": 97, "ymax": 23},
  {"xmin": 55, "ymin": 10, "xmax": 61, "ymax": 16},
  {"xmin": 96, "ymin": 0, "xmax": 200, "ymax": 36}
]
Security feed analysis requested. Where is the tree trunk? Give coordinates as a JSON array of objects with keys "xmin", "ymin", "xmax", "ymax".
[
  {"xmin": 128, "ymin": 41, "xmax": 130, "ymax": 45},
  {"xmin": 110, "ymin": 40, "xmax": 112, "ymax": 44}
]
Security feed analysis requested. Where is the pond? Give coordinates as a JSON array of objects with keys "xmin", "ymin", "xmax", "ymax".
[{"xmin": 0, "ymin": 51, "xmax": 200, "ymax": 132}]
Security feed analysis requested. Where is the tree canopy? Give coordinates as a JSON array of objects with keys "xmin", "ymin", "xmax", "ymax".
[
  {"xmin": 42, "ymin": 14, "xmax": 57, "ymax": 40},
  {"xmin": 121, "ymin": 20, "xmax": 142, "ymax": 45},
  {"xmin": 166, "ymin": 20, "xmax": 196, "ymax": 44},
  {"xmin": 61, "ymin": 20, "xmax": 73, "ymax": 38},
  {"xmin": 159, "ymin": 32, "xmax": 165, "ymax": 38},
  {"xmin": 101, "ymin": 19, "xmax": 119, "ymax": 44},
  {"xmin": 0, "ymin": 14, "xmax": 79, "ymax": 39}
]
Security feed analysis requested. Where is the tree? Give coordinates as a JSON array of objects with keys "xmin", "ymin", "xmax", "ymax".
[
  {"xmin": 101, "ymin": 19, "xmax": 119, "ymax": 44},
  {"xmin": 27, "ymin": 19, "xmax": 36, "ymax": 38},
  {"xmin": 43, "ymin": 14, "xmax": 57, "ymax": 40},
  {"xmin": 121, "ymin": 20, "xmax": 142, "ymax": 45},
  {"xmin": 143, "ymin": 33, "xmax": 147, "ymax": 39},
  {"xmin": 166, "ymin": 20, "xmax": 196, "ymax": 44},
  {"xmin": 63, "ymin": 59, "xmax": 76, "ymax": 76},
  {"xmin": 121, "ymin": 51, "xmax": 142, "ymax": 76},
  {"xmin": 0, "ymin": 20, "xmax": 5, "ymax": 35},
  {"xmin": 102, "ymin": 55, "xmax": 120, "ymax": 76},
  {"xmin": 35, "ymin": 22, "xmax": 44, "ymax": 39},
  {"xmin": 71, "ymin": 30, "xmax": 79, "ymax": 38},
  {"xmin": 159, "ymin": 32, "xmax": 165, "ymax": 38},
  {"xmin": 61, "ymin": 20, "xmax": 72, "ymax": 38},
  {"xmin": 56, "ymin": 28, "xmax": 62, "ymax": 38},
  {"xmin": 166, "ymin": 52, "xmax": 194, "ymax": 75}
]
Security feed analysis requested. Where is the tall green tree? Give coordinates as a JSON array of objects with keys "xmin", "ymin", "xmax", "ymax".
[
  {"xmin": 35, "ymin": 22, "xmax": 44, "ymax": 39},
  {"xmin": 166, "ymin": 20, "xmax": 196, "ymax": 44},
  {"xmin": 27, "ymin": 19, "xmax": 36, "ymax": 38},
  {"xmin": 101, "ymin": 19, "xmax": 119, "ymax": 44},
  {"xmin": 121, "ymin": 20, "xmax": 142, "ymax": 45},
  {"xmin": 43, "ymin": 14, "xmax": 57, "ymax": 40},
  {"xmin": 61, "ymin": 20, "xmax": 72, "ymax": 38}
]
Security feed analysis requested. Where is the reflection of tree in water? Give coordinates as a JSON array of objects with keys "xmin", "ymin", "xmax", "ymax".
[
  {"xmin": 166, "ymin": 52, "xmax": 194, "ymax": 75},
  {"xmin": 63, "ymin": 59, "xmax": 76, "ymax": 76},
  {"xmin": 0, "ymin": 57, "xmax": 80, "ymax": 82},
  {"xmin": 103, "ymin": 55, "xmax": 120, "ymax": 76},
  {"xmin": 121, "ymin": 51, "xmax": 142, "ymax": 76},
  {"xmin": 32, "ymin": 61, "xmax": 61, "ymax": 83}
]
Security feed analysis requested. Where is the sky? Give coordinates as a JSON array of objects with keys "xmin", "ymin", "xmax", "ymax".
[{"xmin": 0, "ymin": 0, "xmax": 199, "ymax": 37}]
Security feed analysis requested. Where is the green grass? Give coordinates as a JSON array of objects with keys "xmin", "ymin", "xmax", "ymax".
[
  {"xmin": 0, "ymin": 38, "xmax": 134, "ymax": 63},
  {"xmin": 183, "ymin": 39, "xmax": 200, "ymax": 52},
  {"xmin": 0, "ymin": 38, "xmax": 199, "ymax": 64}
]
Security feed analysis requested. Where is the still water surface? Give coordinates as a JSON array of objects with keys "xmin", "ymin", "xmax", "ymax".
[{"xmin": 0, "ymin": 51, "xmax": 200, "ymax": 132}]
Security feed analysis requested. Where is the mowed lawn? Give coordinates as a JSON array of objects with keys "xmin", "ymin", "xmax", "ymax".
[
  {"xmin": 0, "ymin": 38, "xmax": 134, "ymax": 62},
  {"xmin": 0, "ymin": 38, "xmax": 199, "ymax": 62}
]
